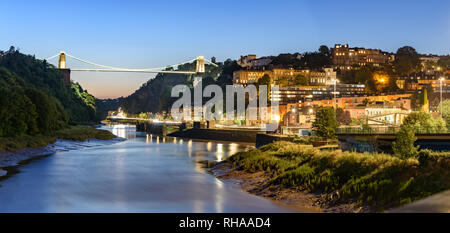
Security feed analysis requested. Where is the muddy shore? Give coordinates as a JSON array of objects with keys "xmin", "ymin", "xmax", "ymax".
[
  {"xmin": 0, "ymin": 138, "xmax": 125, "ymax": 177},
  {"xmin": 211, "ymin": 161, "xmax": 375, "ymax": 213}
]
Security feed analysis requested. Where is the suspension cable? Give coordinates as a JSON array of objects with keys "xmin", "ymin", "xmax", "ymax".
[
  {"xmin": 46, "ymin": 54, "xmax": 60, "ymax": 61},
  {"xmin": 66, "ymin": 53, "xmax": 198, "ymax": 71},
  {"xmin": 45, "ymin": 52, "xmax": 204, "ymax": 71}
]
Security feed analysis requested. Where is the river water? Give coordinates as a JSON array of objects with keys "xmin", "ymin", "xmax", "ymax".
[{"xmin": 0, "ymin": 125, "xmax": 297, "ymax": 213}]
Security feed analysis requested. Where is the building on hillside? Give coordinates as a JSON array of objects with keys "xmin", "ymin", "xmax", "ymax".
[
  {"xmin": 345, "ymin": 107, "xmax": 366, "ymax": 119},
  {"xmin": 233, "ymin": 68, "xmax": 337, "ymax": 85},
  {"xmin": 332, "ymin": 44, "xmax": 393, "ymax": 70},
  {"xmin": 303, "ymin": 94, "xmax": 411, "ymax": 109},
  {"xmin": 270, "ymin": 84, "xmax": 365, "ymax": 104},
  {"xmin": 365, "ymin": 104, "xmax": 409, "ymax": 126},
  {"xmin": 309, "ymin": 68, "xmax": 337, "ymax": 85},
  {"xmin": 249, "ymin": 58, "xmax": 272, "ymax": 68},
  {"xmin": 420, "ymin": 55, "xmax": 440, "ymax": 66},
  {"xmin": 393, "ymin": 97, "xmax": 411, "ymax": 110},
  {"xmin": 237, "ymin": 54, "xmax": 258, "ymax": 67},
  {"xmin": 396, "ymin": 73, "xmax": 449, "ymax": 91}
]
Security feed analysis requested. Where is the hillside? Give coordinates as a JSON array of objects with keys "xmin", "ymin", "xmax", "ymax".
[
  {"xmin": 0, "ymin": 47, "xmax": 100, "ymax": 138},
  {"xmin": 121, "ymin": 59, "xmax": 238, "ymax": 115},
  {"xmin": 0, "ymin": 47, "xmax": 97, "ymax": 124}
]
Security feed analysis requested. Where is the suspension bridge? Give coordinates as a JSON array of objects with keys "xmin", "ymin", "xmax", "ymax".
[{"xmin": 46, "ymin": 51, "xmax": 217, "ymax": 83}]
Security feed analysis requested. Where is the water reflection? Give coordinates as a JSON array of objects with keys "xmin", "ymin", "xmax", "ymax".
[
  {"xmin": 216, "ymin": 144, "xmax": 224, "ymax": 161},
  {"xmin": 110, "ymin": 125, "xmax": 136, "ymax": 140},
  {"xmin": 0, "ymin": 124, "xmax": 296, "ymax": 213}
]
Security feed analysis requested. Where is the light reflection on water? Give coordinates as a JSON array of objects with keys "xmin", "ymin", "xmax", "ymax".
[{"xmin": 0, "ymin": 125, "xmax": 298, "ymax": 213}]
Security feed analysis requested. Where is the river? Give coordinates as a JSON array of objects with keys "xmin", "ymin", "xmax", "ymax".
[{"xmin": 0, "ymin": 125, "xmax": 298, "ymax": 213}]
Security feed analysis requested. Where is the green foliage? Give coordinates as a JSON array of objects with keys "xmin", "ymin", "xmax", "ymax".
[
  {"xmin": 95, "ymin": 98, "xmax": 123, "ymax": 120},
  {"xmin": 0, "ymin": 135, "xmax": 57, "ymax": 152},
  {"xmin": 275, "ymin": 76, "xmax": 290, "ymax": 86},
  {"xmin": 121, "ymin": 61, "xmax": 226, "ymax": 114},
  {"xmin": 394, "ymin": 46, "xmax": 421, "ymax": 76},
  {"xmin": 228, "ymin": 141, "xmax": 450, "ymax": 210},
  {"xmin": 361, "ymin": 122, "xmax": 374, "ymax": 133},
  {"xmin": 0, "ymin": 67, "xmax": 69, "ymax": 136},
  {"xmin": 292, "ymin": 136, "xmax": 312, "ymax": 145},
  {"xmin": 300, "ymin": 45, "xmax": 332, "ymax": 70},
  {"xmin": 257, "ymin": 74, "xmax": 272, "ymax": 86},
  {"xmin": 0, "ymin": 48, "xmax": 98, "ymax": 123},
  {"xmin": 0, "ymin": 81, "xmax": 38, "ymax": 137},
  {"xmin": 0, "ymin": 126, "xmax": 115, "ymax": 152},
  {"xmin": 270, "ymin": 53, "xmax": 302, "ymax": 69},
  {"xmin": 54, "ymin": 125, "xmax": 115, "ymax": 141},
  {"xmin": 24, "ymin": 88, "xmax": 68, "ymax": 134},
  {"xmin": 313, "ymin": 107, "xmax": 338, "ymax": 139},
  {"xmin": 437, "ymin": 56, "xmax": 450, "ymax": 69},
  {"xmin": 438, "ymin": 99, "xmax": 450, "ymax": 126},
  {"xmin": 402, "ymin": 111, "xmax": 448, "ymax": 133},
  {"xmin": 336, "ymin": 108, "xmax": 351, "ymax": 125},
  {"xmin": 294, "ymin": 74, "xmax": 308, "ymax": 86},
  {"xmin": 422, "ymin": 88, "xmax": 429, "ymax": 109},
  {"xmin": 392, "ymin": 125, "xmax": 419, "ymax": 159},
  {"xmin": 0, "ymin": 47, "xmax": 108, "ymax": 151},
  {"xmin": 349, "ymin": 118, "xmax": 365, "ymax": 126}
]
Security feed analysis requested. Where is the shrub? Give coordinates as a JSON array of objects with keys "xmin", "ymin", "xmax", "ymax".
[
  {"xmin": 313, "ymin": 107, "xmax": 338, "ymax": 139},
  {"xmin": 227, "ymin": 141, "xmax": 450, "ymax": 210},
  {"xmin": 392, "ymin": 125, "xmax": 419, "ymax": 159}
]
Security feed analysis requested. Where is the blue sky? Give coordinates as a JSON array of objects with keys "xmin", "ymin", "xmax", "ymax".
[{"xmin": 1, "ymin": 0, "xmax": 449, "ymax": 98}]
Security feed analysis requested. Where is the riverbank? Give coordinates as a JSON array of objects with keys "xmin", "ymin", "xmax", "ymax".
[
  {"xmin": 0, "ymin": 125, "xmax": 116, "ymax": 152},
  {"xmin": 212, "ymin": 162, "xmax": 371, "ymax": 213},
  {"xmin": 211, "ymin": 141, "xmax": 450, "ymax": 213},
  {"xmin": 0, "ymin": 125, "xmax": 120, "ymax": 171}
]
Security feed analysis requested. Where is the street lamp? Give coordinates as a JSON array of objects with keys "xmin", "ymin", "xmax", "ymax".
[
  {"xmin": 333, "ymin": 78, "xmax": 339, "ymax": 109},
  {"xmin": 440, "ymin": 77, "xmax": 445, "ymax": 115}
]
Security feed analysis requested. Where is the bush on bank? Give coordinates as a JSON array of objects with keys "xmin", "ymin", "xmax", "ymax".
[{"xmin": 227, "ymin": 141, "xmax": 450, "ymax": 210}]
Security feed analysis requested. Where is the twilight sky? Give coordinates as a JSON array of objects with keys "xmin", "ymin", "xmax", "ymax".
[{"xmin": 1, "ymin": 0, "xmax": 449, "ymax": 98}]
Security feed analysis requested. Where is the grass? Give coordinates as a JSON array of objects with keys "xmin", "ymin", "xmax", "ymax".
[
  {"xmin": 0, "ymin": 125, "xmax": 115, "ymax": 152},
  {"xmin": 0, "ymin": 135, "xmax": 56, "ymax": 152},
  {"xmin": 227, "ymin": 141, "xmax": 450, "ymax": 210},
  {"xmin": 53, "ymin": 125, "xmax": 116, "ymax": 141}
]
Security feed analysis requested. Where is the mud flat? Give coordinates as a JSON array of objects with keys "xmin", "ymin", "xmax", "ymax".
[
  {"xmin": 211, "ymin": 162, "xmax": 374, "ymax": 213},
  {"xmin": 0, "ymin": 138, "xmax": 124, "ymax": 176}
]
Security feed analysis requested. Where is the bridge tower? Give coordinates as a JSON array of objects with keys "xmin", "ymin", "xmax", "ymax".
[
  {"xmin": 196, "ymin": 56, "xmax": 205, "ymax": 74},
  {"xmin": 58, "ymin": 51, "xmax": 67, "ymax": 69},
  {"xmin": 58, "ymin": 51, "xmax": 71, "ymax": 85}
]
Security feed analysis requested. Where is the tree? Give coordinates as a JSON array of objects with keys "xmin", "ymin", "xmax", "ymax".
[
  {"xmin": 362, "ymin": 98, "xmax": 370, "ymax": 106},
  {"xmin": 394, "ymin": 46, "xmax": 421, "ymax": 76},
  {"xmin": 313, "ymin": 107, "xmax": 338, "ymax": 139},
  {"xmin": 257, "ymin": 74, "xmax": 272, "ymax": 86},
  {"xmin": 421, "ymin": 88, "xmax": 429, "ymax": 112},
  {"xmin": 402, "ymin": 111, "xmax": 447, "ymax": 133},
  {"xmin": 437, "ymin": 56, "xmax": 450, "ymax": 69},
  {"xmin": 294, "ymin": 74, "xmax": 308, "ymax": 86},
  {"xmin": 336, "ymin": 108, "xmax": 351, "ymax": 125},
  {"xmin": 0, "ymin": 49, "xmax": 98, "ymax": 123},
  {"xmin": 275, "ymin": 76, "xmax": 290, "ymax": 87},
  {"xmin": 300, "ymin": 46, "xmax": 332, "ymax": 70},
  {"xmin": 361, "ymin": 122, "xmax": 374, "ymax": 133},
  {"xmin": 319, "ymin": 45, "xmax": 331, "ymax": 57},
  {"xmin": 392, "ymin": 125, "xmax": 419, "ymax": 159},
  {"xmin": 270, "ymin": 53, "xmax": 302, "ymax": 69},
  {"xmin": 257, "ymin": 74, "xmax": 272, "ymax": 100},
  {"xmin": 24, "ymin": 88, "xmax": 68, "ymax": 134},
  {"xmin": 355, "ymin": 66, "xmax": 373, "ymax": 84},
  {"xmin": 438, "ymin": 99, "xmax": 450, "ymax": 126}
]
